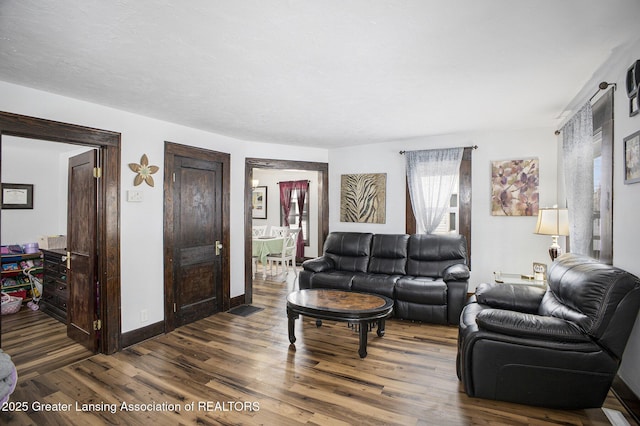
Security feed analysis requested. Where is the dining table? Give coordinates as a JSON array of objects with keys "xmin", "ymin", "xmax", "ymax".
[{"xmin": 252, "ymin": 236, "xmax": 284, "ymax": 278}]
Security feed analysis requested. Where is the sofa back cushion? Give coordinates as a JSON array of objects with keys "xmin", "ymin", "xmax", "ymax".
[
  {"xmin": 368, "ymin": 234, "xmax": 409, "ymax": 275},
  {"xmin": 540, "ymin": 254, "xmax": 640, "ymax": 348},
  {"xmin": 406, "ymin": 234, "xmax": 467, "ymax": 277},
  {"xmin": 323, "ymin": 232, "xmax": 373, "ymax": 272}
]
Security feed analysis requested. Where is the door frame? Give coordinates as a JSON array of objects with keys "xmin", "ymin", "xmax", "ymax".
[
  {"xmin": 0, "ymin": 111, "xmax": 121, "ymax": 354},
  {"xmin": 244, "ymin": 158, "xmax": 329, "ymax": 303},
  {"xmin": 163, "ymin": 142, "xmax": 231, "ymax": 332}
]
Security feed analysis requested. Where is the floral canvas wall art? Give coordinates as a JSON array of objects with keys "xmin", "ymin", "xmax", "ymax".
[{"xmin": 491, "ymin": 158, "xmax": 539, "ymax": 216}]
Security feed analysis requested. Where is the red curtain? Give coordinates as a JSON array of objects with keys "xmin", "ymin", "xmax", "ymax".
[
  {"xmin": 294, "ymin": 180, "xmax": 309, "ymax": 259},
  {"xmin": 278, "ymin": 181, "xmax": 295, "ymax": 226},
  {"xmin": 279, "ymin": 180, "xmax": 309, "ymax": 259}
]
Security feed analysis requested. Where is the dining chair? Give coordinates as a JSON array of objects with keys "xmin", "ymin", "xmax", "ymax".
[
  {"xmin": 252, "ymin": 225, "xmax": 268, "ymax": 237},
  {"xmin": 269, "ymin": 226, "xmax": 289, "ymax": 238},
  {"xmin": 266, "ymin": 230, "xmax": 298, "ymax": 278}
]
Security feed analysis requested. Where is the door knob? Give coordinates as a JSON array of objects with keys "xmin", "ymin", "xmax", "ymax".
[{"xmin": 215, "ymin": 241, "xmax": 223, "ymax": 256}]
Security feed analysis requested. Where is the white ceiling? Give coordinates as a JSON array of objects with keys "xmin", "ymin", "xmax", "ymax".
[{"xmin": 1, "ymin": 1, "xmax": 639, "ymax": 148}]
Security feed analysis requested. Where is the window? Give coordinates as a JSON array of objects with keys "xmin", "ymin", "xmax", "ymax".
[
  {"xmin": 589, "ymin": 90, "xmax": 613, "ymax": 263},
  {"xmin": 406, "ymin": 147, "xmax": 472, "ymax": 266},
  {"xmin": 426, "ymin": 175, "xmax": 459, "ymax": 235},
  {"xmin": 592, "ymin": 130, "xmax": 602, "ymax": 258},
  {"xmin": 559, "ymin": 89, "xmax": 612, "ymax": 264},
  {"xmin": 282, "ymin": 188, "xmax": 309, "ymax": 245}
]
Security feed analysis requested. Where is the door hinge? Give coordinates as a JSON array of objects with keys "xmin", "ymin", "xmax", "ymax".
[
  {"xmin": 93, "ymin": 167, "xmax": 102, "ymax": 178},
  {"xmin": 173, "ymin": 303, "xmax": 177, "ymax": 313},
  {"xmin": 93, "ymin": 319, "xmax": 102, "ymax": 331}
]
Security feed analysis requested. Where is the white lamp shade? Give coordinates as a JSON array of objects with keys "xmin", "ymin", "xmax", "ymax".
[{"xmin": 534, "ymin": 208, "xmax": 569, "ymax": 236}]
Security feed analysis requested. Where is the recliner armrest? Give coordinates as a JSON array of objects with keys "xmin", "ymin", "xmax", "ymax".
[
  {"xmin": 301, "ymin": 256, "xmax": 335, "ymax": 273},
  {"xmin": 475, "ymin": 282, "xmax": 545, "ymax": 313},
  {"xmin": 476, "ymin": 309, "xmax": 591, "ymax": 343},
  {"xmin": 442, "ymin": 263, "xmax": 470, "ymax": 281}
]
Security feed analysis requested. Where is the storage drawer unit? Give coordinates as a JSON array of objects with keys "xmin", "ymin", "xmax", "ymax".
[{"xmin": 41, "ymin": 249, "xmax": 68, "ymax": 323}]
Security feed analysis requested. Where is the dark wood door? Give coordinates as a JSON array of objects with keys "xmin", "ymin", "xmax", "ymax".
[
  {"xmin": 67, "ymin": 149, "xmax": 99, "ymax": 352},
  {"xmin": 171, "ymin": 156, "xmax": 223, "ymax": 327}
]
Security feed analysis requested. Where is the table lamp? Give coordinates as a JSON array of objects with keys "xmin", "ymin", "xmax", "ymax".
[{"xmin": 534, "ymin": 207, "xmax": 569, "ymax": 261}]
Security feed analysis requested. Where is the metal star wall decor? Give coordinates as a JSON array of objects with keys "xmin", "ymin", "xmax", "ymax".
[{"xmin": 129, "ymin": 154, "xmax": 159, "ymax": 187}]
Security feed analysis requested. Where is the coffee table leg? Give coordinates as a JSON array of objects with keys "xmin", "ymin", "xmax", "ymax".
[
  {"xmin": 358, "ymin": 322, "xmax": 368, "ymax": 358},
  {"xmin": 287, "ymin": 311, "xmax": 298, "ymax": 344},
  {"xmin": 377, "ymin": 319, "xmax": 386, "ymax": 337}
]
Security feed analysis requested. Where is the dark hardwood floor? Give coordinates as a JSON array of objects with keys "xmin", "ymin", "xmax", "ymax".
[
  {"xmin": 1, "ymin": 268, "xmax": 636, "ymax": 425},
  {"xmin": 1, "ymin": 306, "xmax": 94, "ymax": 381}
]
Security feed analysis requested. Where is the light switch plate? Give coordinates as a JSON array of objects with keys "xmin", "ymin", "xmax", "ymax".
[{"xmin": 127, "ymin": 190, "xmax": 143, "ymax": 202}]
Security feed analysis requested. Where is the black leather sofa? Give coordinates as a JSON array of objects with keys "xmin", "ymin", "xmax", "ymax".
[
  {"xmin": 299, "ymin": 232, "xmax": 470, "ymax": 325},
  {"xmin": 457, "ymin": 253, "xmax": 640, "ymax": 409}
]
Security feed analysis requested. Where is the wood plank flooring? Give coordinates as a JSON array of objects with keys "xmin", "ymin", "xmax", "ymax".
[
  {"xmin": 1, "ymin": 271, "xmax": 637, "ymax": 425},
  {"xmin": 1, "ymin": 307, "xmax": 94, "ymax": 381}
]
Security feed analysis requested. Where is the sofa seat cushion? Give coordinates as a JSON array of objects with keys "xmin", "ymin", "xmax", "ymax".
[
  {"xmin": 351, "ymin": 274, "xmax": 400, "ymax": 298},
  {"xmin": 396, "ymin": 277, "xmax": 447, "ymax": 305},
  {"xmin": 309, "ymin": 271, "xmax": 359, "ymax": 290}
]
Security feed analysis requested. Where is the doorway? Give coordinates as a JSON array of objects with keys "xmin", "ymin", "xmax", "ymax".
[
  {"xmin": 0, "ymin": 111, "xmax": 121, "ymax": 354},
  {"xmin": 244, "ymin": 158, "xmax": 329, "ymax": 304},
  {"xmin": 163, "ymin": 142, "xmax": 230, "ymax": 332}
]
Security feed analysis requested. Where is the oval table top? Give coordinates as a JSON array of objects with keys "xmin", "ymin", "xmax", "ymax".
[{"xmin": 287, "ymin": 289, "xmax": 393, "ymax": 321}]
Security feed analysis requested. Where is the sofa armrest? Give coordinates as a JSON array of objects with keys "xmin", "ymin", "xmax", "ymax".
[
  {"xmin": 475, "ymin": 282, "xmax": 545, "ymax": 314},
  {"xmin": 446, "ymin": 279, "xmax": 469, "ymax": 325},
  {"xmin": 301, "ymin": 256, "xmax": 335, "ymax": 273},
  {"xmin": 442, "ymin": 263, "xmax": 470, "ymax": 281},
  {"xmin": 475, "ymin": 309, "xmax": 591, "ymax": 343}
]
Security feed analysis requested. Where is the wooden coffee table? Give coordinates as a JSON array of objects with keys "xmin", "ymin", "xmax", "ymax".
[{"xmin": 286, "ymin": 289, "xmax": 394, "ymax": 358}]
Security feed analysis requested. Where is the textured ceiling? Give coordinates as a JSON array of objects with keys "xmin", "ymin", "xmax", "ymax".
[{"xmin": 1, "ymin": 1, "xmax": 639, "ymax": 148}]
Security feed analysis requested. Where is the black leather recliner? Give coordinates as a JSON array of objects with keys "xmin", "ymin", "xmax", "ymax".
[{"xmin": 456, "ymin": 253, "xmax": 640, "ymax": 409}]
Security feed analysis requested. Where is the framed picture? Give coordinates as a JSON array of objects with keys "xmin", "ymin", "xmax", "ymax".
[
  {"xmin": 1, "ymin": 183, "xmax": 34, "ymax": 209},
  {"xmin": 624, "ymin": 130, "xmax": 640, "ymax": 184},
  {"xmin": 252, "ymin": 186, "xmax": 268, "ymax": 219},
  {"xmin": 533, "ymin": 262, "xmax": 547, "ymax": 281},
  {"xmin": 340, "ymin": 173, "xmax": 386, "ymax": 223},
  {"xmin": 491, "ymin": 158, "xmax": 539, "ymax": 216}
]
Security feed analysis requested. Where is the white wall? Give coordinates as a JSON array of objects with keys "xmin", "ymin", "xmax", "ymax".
[
  {"xmin": 0, "ymin": 80, "xmax": 328, "ymax": 333},
  {"xmin": 600, "ymin": 37, "xmax": 640, "ymax": 396},
  {"xmin": 328, "ymin": 128, "xmax": 559, "ymax": 291},
  {"xmin": 252, "ymin": 169, "xmax": 319, "ymax": 258},
  {"xmin": 1, "ymin": 137, "xmax": 88, "ymax": 245}
]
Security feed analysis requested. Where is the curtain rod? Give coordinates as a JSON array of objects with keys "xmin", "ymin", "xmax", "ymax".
[
  {"xmin": 277, "ymin": 180, "xmax": 311, "ymax": 184},
  {"xmin": 554, "ymin": 81, "xmax": 616, "ymax": 135},
  {"xmin": 399, "ymin": 145, "xmax": 478, "ymax": 155}
]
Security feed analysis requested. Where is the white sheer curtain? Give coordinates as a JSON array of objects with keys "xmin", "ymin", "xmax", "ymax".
[
  {"xmin": 406, "ymin": 147, "xmax": 463, "ymax": 234},
  {"xmin": 561, "ymin": 102, "xmax": 593, "ymax": 255}
]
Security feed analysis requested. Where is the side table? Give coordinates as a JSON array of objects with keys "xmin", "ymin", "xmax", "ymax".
[{"xmin": 493, "ymin": 272, "xmax": 546, "ymax": 288}]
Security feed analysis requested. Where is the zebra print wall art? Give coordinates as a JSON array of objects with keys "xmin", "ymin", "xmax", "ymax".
[{"xmin": 340, "ymin": 173, "xmax": 386, "ymax": 223}]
